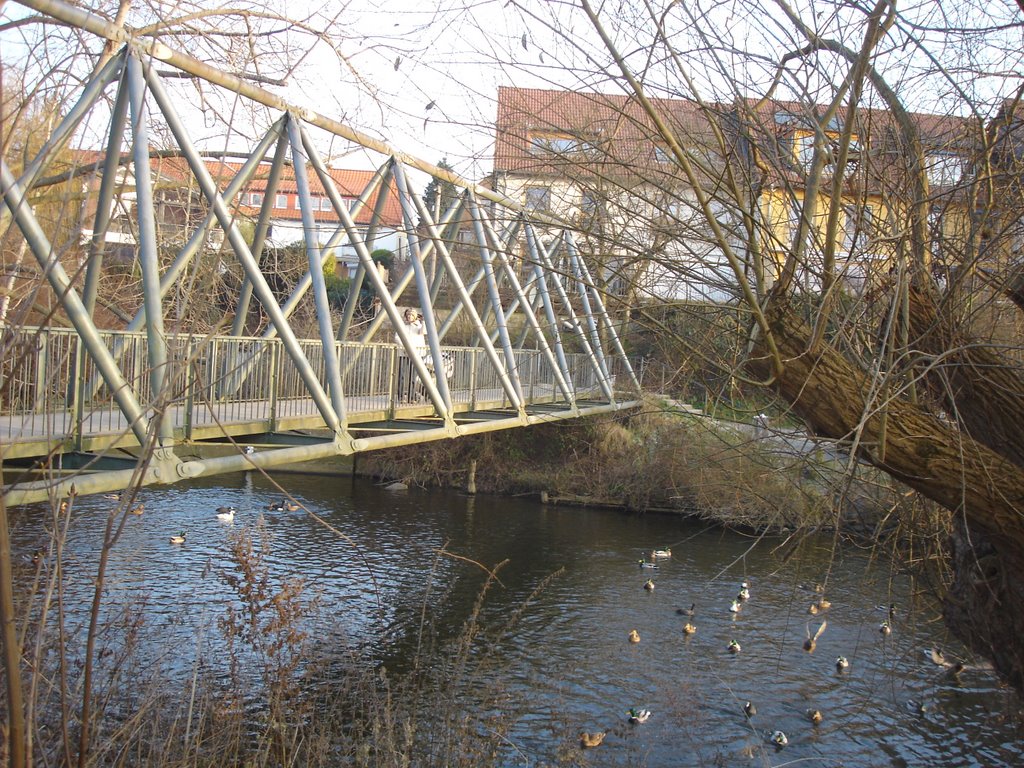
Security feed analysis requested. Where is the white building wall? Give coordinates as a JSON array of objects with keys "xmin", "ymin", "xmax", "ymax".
[{"xmin": 495, "ymin": 172, "xmax": 735, "ymax": 302}]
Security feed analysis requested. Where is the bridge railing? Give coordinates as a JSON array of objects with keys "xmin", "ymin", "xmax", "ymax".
[{"xmin": 0, "ymin": 325, "xmax": 626, "ymax": 448}]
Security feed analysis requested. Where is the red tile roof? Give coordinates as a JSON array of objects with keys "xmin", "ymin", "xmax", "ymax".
[
  {"xmin": 69, "ymin": 150, "xmax": 403, "ymax": 226},
  {"xmin": 494, "ymin": 86, "xmax": 981, "ymax": 194},
  {"xmin": 494, "ymin": 85, "xmax": 718, "ymax": 178}
]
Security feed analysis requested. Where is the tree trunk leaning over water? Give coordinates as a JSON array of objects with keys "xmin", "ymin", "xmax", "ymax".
[{"xmin": 745, "ymin": 297, "xmax": 1024, "ymax": 693}]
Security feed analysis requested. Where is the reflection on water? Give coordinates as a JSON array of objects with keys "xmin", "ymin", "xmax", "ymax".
[{"xmin": 10, "ymin": 472, "xmax": 1022, "ymax": 766}]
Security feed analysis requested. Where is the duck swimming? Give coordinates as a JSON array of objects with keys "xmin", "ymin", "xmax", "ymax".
[
  {"xmin": 770, "ymin": 730, "xmax": 788, "ymax": 747},
  {"xmin": 643, "ymin": 579, "xmax": 655, "ymax": 592},
  {"xmin": 682, "ymin": 622, "xmax": 696, "ymax": 635},
  {"xmin": 737, "ymin": 585, "xmax": 750, "ymax": 600},
  {"xmin": 651, "ymin": 548, "xmax": 671, "ymax": 558},
  {"xmin": 728, "ymin": 639, "xmax": 741, "ymax": 654},
  {"xmin": 808, "ymin": 709, "xmax": 823, "ymax": 725},
  {"xmin": 729, "ymin": 599, "xmax": 741, "ymax": 613},
  {"xmin": 169, "ymin": 532, "xmax": 187, "ymax": 545},
  {"xmin": 743, "ymin": 701, "xmax": 757, "ymax": 717},
  {"xmin": 676, "ymin": 602, "xmax": 695, "ymax": 617},
  {"xmin": 804, "ymin": 620, "xmax": 827, "ymax": 653},
  {"xmin": 879, "ymin": 621, "xmax": 892, "ymax": 636},
  {"xmin": 268, "ymin": 499, "xmax": 300, "ymax": 512},
  {"xmin": 836, "ymin": 656, "xmax": 850, "ymax": 672},
  {"xmin": 628, "ymin": 629, "xmax": 641, "ymax": 644},
  {"xmin": 579, "ymin": 731, "xmax": 605, "ymax": 748},
  {"xmin": 216, "ymin": 506, "xmax": 236, "ymax": 522},
  {"xmin": 627, "ymin": 708, "xmax": 651, "ymax": 724},
  {"xmin": 638, "ymin": 559, "xmax": 658, "ymax": 569}
]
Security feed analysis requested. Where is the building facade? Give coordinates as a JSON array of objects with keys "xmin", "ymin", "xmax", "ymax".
[{"xmin": 491, "ymin": 86, "xmax": 985, "ymax": 305}]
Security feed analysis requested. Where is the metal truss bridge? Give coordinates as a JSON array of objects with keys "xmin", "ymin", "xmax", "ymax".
[{"xmin": 1, "ymin": 0, "xmax": 641, "ymax": 505}]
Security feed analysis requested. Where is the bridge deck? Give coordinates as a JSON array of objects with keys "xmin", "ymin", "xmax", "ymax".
[
  {"xmin": 1, "ymin": 327, "xmax": 637, "ymax": 505},
  {"xmin": 0, "ymin": 384, "xmax": 577, "ymax": 460}
]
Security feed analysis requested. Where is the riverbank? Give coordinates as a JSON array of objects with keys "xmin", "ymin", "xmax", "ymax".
[{"xmin": 356, "ymin": 396, "xmax": 933, "ymax": 544}]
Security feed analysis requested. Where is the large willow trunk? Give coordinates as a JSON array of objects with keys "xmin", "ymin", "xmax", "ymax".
[{"xmin": 746, "ymin": 300, "xmax": 1024, "ymax": 693}]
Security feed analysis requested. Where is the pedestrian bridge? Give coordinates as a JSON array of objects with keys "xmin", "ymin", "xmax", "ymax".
[
  {"xmin": 1, "ymin": 0, "xmax": 641, "ymax": 505},
  {"xmin": 1, "ymin": 325, "xmax": 637, "ymax": 504}
]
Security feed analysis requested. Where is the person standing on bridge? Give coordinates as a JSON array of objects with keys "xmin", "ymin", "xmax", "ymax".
[{"xmin": 396, "ymin": 308, "xmax": 426, "ymax": 402}]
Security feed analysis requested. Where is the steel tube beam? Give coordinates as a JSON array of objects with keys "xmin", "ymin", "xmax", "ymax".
[
  {"xmin": 83, "ymin": 119, "xmax": 285, "ymax": 404},
  {"xmin": 403, "ymin": 175, "xmax": 525, "ymax": 409},
  {"xmin": 436, "ymin": 209, "xmax": 522, "ymax": 340},
  {"xmin": 564, "ymin": 232, "xmax": 641, "ymax": 391},
  {"xmin": 266, "ymin": 146, "xmax": 388, "ymax": 343},
  {"xmin": 467, "ymin": 194, "xmax": 524, "ymax": 408},
  {"xmin": 463, "ymin": 204, "xmax": 573, "ymax": 403},
  {"xmin": 392, "ymin": 163, "xmax": 453, "ymax": 414},
  {"xmin": 354, "ymin": 185, "xmax": 463, "ymax": 346},
  {"xmin": 287, "ymin": 117, "xmax": 347, "ymax": 423},
  {"xmin": 127, "ymin": 55, "xmax": 172, "ymax": 442},
  {"xmin": 233, "ymin": 127, "xmax": 290, "ymax": 336},
  {"xmin": 564, "ymin": 233, "xmax": 611, "ymax": 384},
  {"xmin": 526, "ymin": 232, "xmax": 573, "ymax": 392},
  {"xmin": 82, "ymin": 62, "xmax": 130, "ymax": 316},
  {"xmin": 0, "ymin": 162, "xmax": 151, "ymax": 445},
  {"xmin": 525, "ymin": 223, "xmax": 613, "ymax": 401},
  {"xmin": 323, "ymin": 160, "xmax": 446, "ymax": 413},
  {"xmin": 337, "ymin": 162, "xmax": 394, "ymax": 339},
  {"xmin": 139, "ymin": 69, "xmax": 341, "ymax": 432}
]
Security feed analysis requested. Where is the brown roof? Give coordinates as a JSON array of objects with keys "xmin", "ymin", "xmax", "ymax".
[
  {"xmin": 494, "ymin": 86, "xmax": 984, "ymax": 196},
  {"xmin": 69, "ymin": 150, "xmax": 402, "ymax": 226},
  {"xmin": 727, "ymin": 96, "xmax": 981, "ymax": 193},
  {"xmin": 207, "ymin": 160, "xmax": 402, "ymax": 225},
  {"xmin": 494, "ymin": 86, "xmax": 719, "ymax": 179}
]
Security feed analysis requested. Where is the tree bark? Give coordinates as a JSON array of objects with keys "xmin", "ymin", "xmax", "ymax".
[
  {"xmin": 907, "ymin": 286, "xmax": 1024, "ymax": 469},
  {"xmin": 747, "ymin": 302, "xmax": 1024, "ymax": 691}
]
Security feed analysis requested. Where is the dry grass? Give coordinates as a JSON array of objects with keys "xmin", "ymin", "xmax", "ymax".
[
  {"xmin": 5, "ymin": 506, "xmax": 552, "ymax": 768},
  {"xmin": 359, "ymin": 396, "xmax": 911, "ymax": 535}
]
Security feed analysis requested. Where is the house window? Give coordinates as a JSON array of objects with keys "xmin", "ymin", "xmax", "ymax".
[
  {"xmin": 528, "ymin": 132, "xmax": 596, "ymax": 156},
  {"xmin": 654, "ymin": 146, "xmax": 672, "ymax": 164},
  {"xmin": 843, "ymin": 204, "xmax": 874, "ymax": 253},
  {"xmin": 794, "ymin": 132, "xmax": 861, "ymax": 172},
  {"xmin": 274, "ymin": 194, "xmax": 287, "ymax": 208},
  {"xmin": 929, "ymin": 204, "xmax": 945, "ymax": 261},
  {"xmin": 525, "ymin": 185, "xmax": 551, "ymax": 212},
  {"xmin": 926, "ymin": 153, "xmax": 964, "ymax": 187},
  {"xmin": 244, "ymin": 192, "xmax": 263, "ymax": 207}
]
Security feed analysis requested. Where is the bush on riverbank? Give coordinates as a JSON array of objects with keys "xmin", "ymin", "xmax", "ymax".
[{"xmin": 358, "ymin": 397, "xmax": 942, "ymax": 544}]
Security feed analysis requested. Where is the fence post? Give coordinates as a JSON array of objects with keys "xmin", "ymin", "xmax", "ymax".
[
  {"xmin": 32, "ymin": 332, "xmax": 47, "ymax": 413},
  {"xmin": 71, "ymin": 332, "xmax": 86, "ymax": 451},
  {"xmin": 269, "ymin": 340, "xmax": 279, "ymax": 432},
  {"xmin": 387, "ymin": 346, "xmax": 397, "ymax": 417},
  {"xmin": 183, "ymin": 337, "xmax": 195, "ymax": 441},
  {"xmin": 469, "ymin": 348, "xmax": 478, "ymax": 411}
]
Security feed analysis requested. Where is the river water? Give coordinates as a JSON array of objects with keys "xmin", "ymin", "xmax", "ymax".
[{"xmin": 10, "ymin": 471, "xmax": 1022, "ymax": 766}]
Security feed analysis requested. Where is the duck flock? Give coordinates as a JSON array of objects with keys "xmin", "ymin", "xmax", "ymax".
[
  {"xmin": 161, "ymin": 498, "xmax": 301, "ymax": 544},
  {"xmin": 579, "ymin": 545, "xmax": 978, "ymax": 755}
]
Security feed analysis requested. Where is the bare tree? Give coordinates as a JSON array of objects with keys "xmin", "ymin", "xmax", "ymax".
[{"xmin": 507, "ymin": 0, "xmax": 1024, "ymax": 691}]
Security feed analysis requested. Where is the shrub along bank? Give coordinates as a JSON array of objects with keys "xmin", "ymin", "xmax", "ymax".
[{"xmin": 357, "ymin": 398, "xmax": 940, "ymax": 545}]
